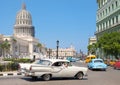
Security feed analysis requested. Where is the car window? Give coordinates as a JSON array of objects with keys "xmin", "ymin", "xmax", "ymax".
[
  {"xmin": 94, "ymin": 60, "xmax": 103, "ymax": 63},
  {"xmin": 91, "ymin": 57, "xmax": 95, "ymax": 59},
  {"xmin": 52, "ymin": 62, "xmax": 63, "ymax": 67},
  {"xmin": 35, "ymin": 60, "xmax": 52, "ymax": 66},
  {"xmin": 52, "ymin": 62, "xmax": 71, "ymax": 67}
]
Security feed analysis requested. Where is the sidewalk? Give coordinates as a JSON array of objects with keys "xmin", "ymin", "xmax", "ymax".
[{"xmin": 0, "ymin": 71, "xmax": 23, "ymax": 77}]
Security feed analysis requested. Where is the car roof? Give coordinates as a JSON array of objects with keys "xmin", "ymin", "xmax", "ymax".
[
  {"xmin": 42, "ymin": 59, "xmax": 70, "ymax": 63},
  {"xmin": 92, "ymin": 58, "xmax": 103, "ymax": 61}
]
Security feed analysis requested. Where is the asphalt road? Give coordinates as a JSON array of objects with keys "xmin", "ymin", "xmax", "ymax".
[{"xmin": 0, "ymin": 61, "xmax": 120, "ymax": 85}]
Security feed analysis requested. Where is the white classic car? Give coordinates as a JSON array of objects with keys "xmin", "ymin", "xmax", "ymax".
[{"xmin": 23, "ymin": 59, "xmax": 88, "ymax": 81}]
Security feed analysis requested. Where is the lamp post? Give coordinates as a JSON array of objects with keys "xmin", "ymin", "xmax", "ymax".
[
  {"xmin": 56, "ymin": 40, "xmax": 59, "ymax": 59},
  {"xmin": 49, "ymin": 48, "xmax": 50, "ymax": 59}
]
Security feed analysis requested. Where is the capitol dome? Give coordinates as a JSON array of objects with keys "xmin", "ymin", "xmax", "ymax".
[
  {"xmin": 15, "ymin": 3, "xmax": 32, "ymax": 26},
  {"xmin": 14, "ymin": 3, "xmax": 35, "ymax": 37}
]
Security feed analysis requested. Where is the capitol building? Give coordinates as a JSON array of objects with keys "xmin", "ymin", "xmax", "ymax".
[
  {"xmin": 0, "ymin": 3, "xmax": 76, "ymax": 60},
  {"xmin": 0, "ymin": 3, "xmax": 46, "ymax": 59}
]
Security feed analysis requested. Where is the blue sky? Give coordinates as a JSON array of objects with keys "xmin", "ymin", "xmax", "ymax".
[{"xmin": 0, "ymin": 0, "xmax": 97, "ymax": 54}]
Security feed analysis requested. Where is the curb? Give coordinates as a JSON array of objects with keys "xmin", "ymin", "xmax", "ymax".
[{"xmin": 0, "ymin": 72, "xmax": 23, "ymax": 77}]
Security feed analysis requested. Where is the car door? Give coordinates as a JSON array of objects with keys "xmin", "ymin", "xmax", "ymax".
[
  {"xmin": 59, "ymin": 63, "xmax": 77, "ymax": 77},
  {"xmin": 51, "ymin": 61, "xmax": 74, "ymax": 77},
  {"xmin": 51, "ymin": 62, "xmax": 64, "ymax": 77}
]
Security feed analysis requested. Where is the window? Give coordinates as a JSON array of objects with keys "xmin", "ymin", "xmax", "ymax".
[
  {"xmin": 106, "ymin": 21, "xmax": 108, "ymax": 28},
  {"xmin": 103, "ymin": 23, "xmax": 105, "ymax": 30},
  {"xmin": 100, "ymin": 13, "xmax": 102, "ymax": 17},
  {"xmin": 35, "ymin": 60, "xmax": 52, "ymax": 66},
  {"xmin": 112, "ymin": 4, "xmax": 114, "ymax": 10},
  {"xmin": 109, "ymin": 6, "xmax": 110, "ymax": 12},
  {"xmin": 109, "ymin": 20, "xmax": 111, "ymax": 26},
  {"xmin": 116, "ymin": 16, "xmax": 118, "ymax": 23},
  {"xmin": 116, "ymin": 1, "xmax": 118, "ymax": 7},
  {"xmin": 103, "ymin": 11, "xmax": 104, "ymax": 16},
  {"xmin": 97, "ymin": 15, "xmax": 99, "ymax": 19},
  {"xmin": 105, "ymin": 9, "xmax": 107, "ymax": 15},
  {"xmin": 52, "ymin": 62, "xmax": 63, "ymax": 67},
  {"xmin": 112, "ymin": 18, "xmax": 114, "ymax": 24},
  {"xmin": 94, "ymin": 60, "xmax": 103, "ymax": 63}
]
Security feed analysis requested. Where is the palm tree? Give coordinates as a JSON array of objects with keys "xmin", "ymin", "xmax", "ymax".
[
  {"xmin": 1, "ymin": 40, "xmax": 10, "ymax": 58},
  {"xmin": 87, "ymin": 43, "xmax": 97, "ymax": 55},
  {"xmin": 12, "ymin": 38, "xmax": 17, "ymax": 57},
  {"xmin": 37, "ymin": 43, "xmax": 42, "ymax": 53}
]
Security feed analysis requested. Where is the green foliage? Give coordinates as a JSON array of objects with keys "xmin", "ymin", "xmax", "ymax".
[
  {"xmin": 0, "ymin": 62, "xmax": 19, "ymax": 72},
  {"xmin": 3, "ymin": 58, "xmax": 31, "ymax": 63},
  {"xmin": 0, "ymin": 64, "xmax": 4, "ymax": 72},
  {"xmin": 97, "ymin": 32, "xmax": 120, "ymax": 59},
  {"xmin": 10, "ymin": 62, "xmax": 19, "ymax": 70},
  {"xmin": 88, "ymin": 43, "xmax": 97, "ymax": 55},
  {"xmin": 0, "ymin": 58, "xmax": 31, "ymax": 72}
]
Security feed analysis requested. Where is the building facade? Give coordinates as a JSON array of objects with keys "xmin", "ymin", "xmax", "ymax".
[
  {"xmin": 47, "ymin": 45, "xmax": 76, "ymax": 59},
  {"xmin": 96, "ymin": 0, "xmax": 120, "ymax": 38},
  {"xmin": 95, "ymin": 0, "xmax": 120, "ymax": 59},
  {"xmin": 0, "ymin": 3, "xmax": 46, "ymax": 59},
  {"xmin": 88, "ymin": 36, "xmax": 97, "ymax": 45}
]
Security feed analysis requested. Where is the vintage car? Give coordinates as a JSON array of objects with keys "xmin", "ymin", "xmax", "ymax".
[
  {"xmin": 85, "ymin": 55, "xmax": 96, "ymax": 63},
  {"xmin": 87, "ymin": 58, "xmax": 107, "ymax": 71},
  {"xmin": 66, "ymin": 57, "xmax": 77, "ymax": 62},
  {"xmin": 24, "ymin": 59, "xmax": 88, "ymax": 81},
  {"xmin": 113, "ymin": 60, "xmax": 120, "ymax": 69}
]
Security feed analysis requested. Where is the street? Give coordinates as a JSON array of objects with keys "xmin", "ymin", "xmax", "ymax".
[{"xmin": 0, "ymin": 61, "xmax": 120, "ymax": 85}]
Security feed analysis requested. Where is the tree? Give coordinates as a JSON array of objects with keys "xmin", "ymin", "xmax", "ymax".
[
  {"xmin": 87, "ymin": 43, "xmax": 97, "ymax": 55},
  {"xmin": 97, "ymin": 32, "xmax": 120, "ymax": 59},
  {"xmin": 37, "ymin": 43, "xmax": 42, "ymax": 53},
  {"xmin": 0, "ymin": 40, "xmax": 10, "ymax": 58},
  {"xmin": 12, "ymin": 38, "xmax": 17, "ymax": 57}
]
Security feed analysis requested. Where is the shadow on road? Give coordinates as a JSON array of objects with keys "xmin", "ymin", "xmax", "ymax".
[{"xmin": 21, "ymin": 77, "xmax": 88, "ymax": 82}]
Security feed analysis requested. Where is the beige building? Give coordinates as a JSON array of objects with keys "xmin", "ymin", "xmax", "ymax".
[
  {"xmin": 88, "ymin": 36, "xmax": 97, "ymax": 45},
  {"xmin": 0, "ymin": 3, "xmax": 46, "ymax": 59},
  {"xmin": 48, "ymin": 45, "xmax": 76, "ymax": 59}
]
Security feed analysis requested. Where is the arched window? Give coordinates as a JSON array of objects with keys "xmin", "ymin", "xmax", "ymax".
[
  {"xmin": 116, "ymin": 1, "xmax": 118, "ymax": 7},
  {"xmin": 112, "ymin": 4, "xmax": 114, "ymax": 10}
]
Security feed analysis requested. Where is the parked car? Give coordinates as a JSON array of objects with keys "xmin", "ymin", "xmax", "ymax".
[
  {"xmin": 24, "ymin": 59, "xmax": 88, "ymax": 81},
  {"xmin": 66, "ymin": 57, "xmax": 77, "ymax": 62},
  {"xmin": 109, "ymin": 60, "xmax": 116, "ymax": 66},
  {"xmin": 113, "ymin": 60, "xmax": 120, "ymax": 69},
  {"xmin": 87, "ymin": 58, "xmax": 107, "ymax": 71}
]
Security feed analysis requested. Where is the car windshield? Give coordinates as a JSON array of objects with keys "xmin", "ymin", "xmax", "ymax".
[
  {"xmin": 34, "ymin": 60, "xmax": 52, "ymax": 66},
  {"xmin": 94, "ymin": 60, "xmax": 103, "ymax": 63}
]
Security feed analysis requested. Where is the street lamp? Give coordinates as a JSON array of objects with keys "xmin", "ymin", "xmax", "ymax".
[
  {"xmin": 49, "ymin": 48, "xmax": 50, "ymax": 59},
  {"xmin": 56, "ymin": 40, "xmax": 59, "ymax": 59}
]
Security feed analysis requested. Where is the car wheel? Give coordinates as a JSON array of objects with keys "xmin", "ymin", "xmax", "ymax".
[
  {"xmin": 76, "ymin": 72, "xmax": 83, "ymax": 80},
  {"xmin": 103, "ymin": 69, "xmax": 106, "ymax": 71},
  {"xmin": 42, "ymin": 74, "xmax": 51, "ymax": 81}
]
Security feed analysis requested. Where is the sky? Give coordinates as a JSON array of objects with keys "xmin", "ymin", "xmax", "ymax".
[{"xmin": 0, "ymin": 0, "xmax": 97, "ymax": 54}]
